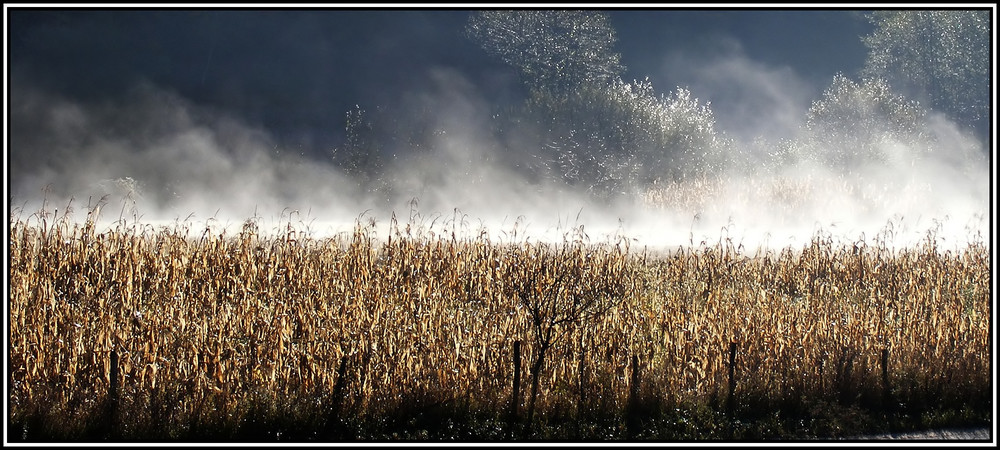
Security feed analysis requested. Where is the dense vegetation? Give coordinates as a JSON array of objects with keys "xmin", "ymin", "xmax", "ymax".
[{"xmin": 8, "ymin": 203, "xmax": 990, "ymax": 442}]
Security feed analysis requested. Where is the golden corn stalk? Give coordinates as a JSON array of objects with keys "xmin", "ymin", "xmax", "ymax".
[{"xmin": 7, "ymin": 203, "xmax": 990, "ymax": 438}]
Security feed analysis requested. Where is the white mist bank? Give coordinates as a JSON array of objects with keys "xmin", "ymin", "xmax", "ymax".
[
  {"xmin": 8, "ymin": 78, "xmax": 991, "ymax": 253},
  {"xmin": 10, "ymin": 162, "xmax": 989, "ymax": 254}
]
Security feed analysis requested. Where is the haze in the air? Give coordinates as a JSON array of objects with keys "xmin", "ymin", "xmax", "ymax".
[{"xmin": 6, "ymin": 7, "xmax": 993, "ymax": 251}]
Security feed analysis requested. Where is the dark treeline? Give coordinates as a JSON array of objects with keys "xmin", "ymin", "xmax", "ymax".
[{"xmin": 330, "ymin": 10, "xmax": 989, "ymax": 202}]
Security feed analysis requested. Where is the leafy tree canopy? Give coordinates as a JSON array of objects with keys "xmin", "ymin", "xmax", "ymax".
[
  {"xmin": 861, "ymin": 10, "xmax": 990, "ymax": 137},
  {"xmin": 465, "ymin": 10, "xmax": 625, "ymax": 94}
]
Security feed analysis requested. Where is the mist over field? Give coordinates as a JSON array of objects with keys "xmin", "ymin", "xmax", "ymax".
[{"xmin": 7, "ymin": 9, "xmax": 992, "ymax": 251}]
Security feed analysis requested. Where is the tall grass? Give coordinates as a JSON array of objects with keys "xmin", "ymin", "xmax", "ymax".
[{"xmin": 7, "ymin": 201, "xmax": 991, "ymax": 440}]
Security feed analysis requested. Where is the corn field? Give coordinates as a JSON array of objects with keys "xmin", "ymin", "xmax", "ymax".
[{"xmin": 7, "ymin": 204, "xmax": 991, "ymax": 440}]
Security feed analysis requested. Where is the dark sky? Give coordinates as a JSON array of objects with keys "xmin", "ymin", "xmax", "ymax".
[{"xmin": 7, "ymin": 7, "xmax": 873, "ymax": 155}]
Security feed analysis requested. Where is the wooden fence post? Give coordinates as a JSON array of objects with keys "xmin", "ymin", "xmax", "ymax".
[
  {"xmin": 332, "ymin": 355, "xmax": 348, "ymax": 411},
  {"xmin": 838, "ymin": 349, "xmax": 855, "ymax": 405},
  {"xmin": 727, "ymin": 342, "xmax": 737, "ymax": 416},
  {"xmin": 881, "ymin": 347, "xmax": 892, "ymax": 411},
  {"xmin": 510, "ymin": 340, "xmax": 521, "ymax": 432},
  {"xmin": 105, "ymin": 347, "xmax": 119, "ymax": 439},
  {"xmin": 326, "ymin": 354, "xmax": 349, "ymax": 437},
  {"xmin": 577, "ymin": 342, "xmax": 586, "ymax": 421},
  {"xmin": 626, "ymin": 354, "xmax": 641, "ymax": 439}
]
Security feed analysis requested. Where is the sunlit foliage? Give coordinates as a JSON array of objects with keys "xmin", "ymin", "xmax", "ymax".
[
  {"xmin": 467, "ymin": 11, "xmax": 727, "ymax": 197},
  {"xmin": 514, "ymin": 79, "xmax": 728, "ymax": 195},
  {"xmin": 802, "ymin": 74, "xmax": 928, "ymax": 169},
  {"xmin": 861, "ymin": 10, "xmax": 990, "ymax": 138},
  {"xmin": 465, "ymin": 10, "xmax": 625, "ymax": 95}
]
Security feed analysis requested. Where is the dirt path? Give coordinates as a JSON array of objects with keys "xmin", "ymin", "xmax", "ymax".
[{"xmin": 839, "ymin": 426, "xmax": 993, "ymax": 441}]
